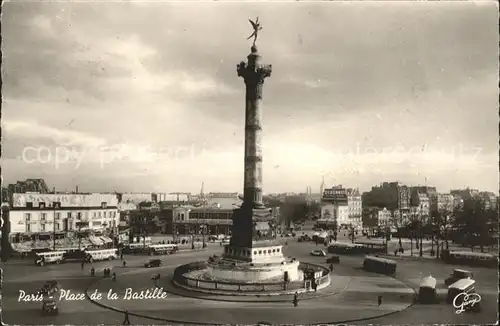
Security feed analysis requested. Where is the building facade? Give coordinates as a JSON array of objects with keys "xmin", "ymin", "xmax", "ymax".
[
  {"xmin": 171, "ymin": 207, "xmax": 233, "ymax": 236},
  {"xmin": 437, "ymin": 193, "xmax": 454, "ymax": 213},
  {"xmin": 377, "ymin": 208, "xmax": 392, "ymax": 227},
  {"xmin": 346, "ymin": 188, "xmax": 362, "ymax": 228},
  {"xmin": 334, "ymin": 205, "xmax": 350, "ymax": 226},
  {"xmin": 9, "ymin": 193, "xmax": 120, "ymax": 234},
  {"xmin": 319, "ymin": 185, "xmax": 349, "ymax": 228},
  {"xmin": 411, "ymin": 186, "xmax": 438, "ymax": 213},
  {"xmin": 207, "ymin": 192, "xmax": 242, "ymax": 209}
]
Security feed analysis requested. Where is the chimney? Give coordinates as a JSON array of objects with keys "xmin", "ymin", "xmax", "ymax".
[
  {"xmin": 76, "ymin": 186, "xmax": 79, "ymax": 194},
  {"xmin": 53, "ymin": 186, "xmax": 56, "ymax": 194}
]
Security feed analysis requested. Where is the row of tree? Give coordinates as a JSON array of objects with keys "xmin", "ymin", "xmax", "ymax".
[{"xmin": 387, "ymin": 196, "xmax": 498, "ymax": 253}]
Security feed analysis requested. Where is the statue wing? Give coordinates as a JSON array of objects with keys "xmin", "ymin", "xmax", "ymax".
[
  {"xmin": 247, "ymin": 32, "xmax": 256, "ymax": 40},
  {"xmin": 249, "ymin": 19, "xmax": 257, "ymax": 29}
]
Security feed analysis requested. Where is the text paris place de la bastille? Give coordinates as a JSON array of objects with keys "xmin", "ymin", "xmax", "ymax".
[{"xmin": 18, "ymin": 288, "xmax": 168, "ymax": 302}]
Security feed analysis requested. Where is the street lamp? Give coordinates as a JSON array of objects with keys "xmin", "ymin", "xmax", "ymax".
[
  {"xmin": 52, "ymin": 202, "xmax": 60, "ymax": 251},
  {"xmin": 201, "ymin": 224, "xmax": 206, "ymax": 248}
]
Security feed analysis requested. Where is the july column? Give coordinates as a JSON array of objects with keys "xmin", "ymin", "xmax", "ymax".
[{"xmin": 237, "ymin": 45, "xmax": 272, "ymax": 209}]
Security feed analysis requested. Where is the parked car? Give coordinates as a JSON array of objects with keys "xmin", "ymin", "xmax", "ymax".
[
  {"xmin": 144, "ymin": 259, "xmax": 162, "ymax": 268},
  {"xmin": 445, "ymin": 268, "xmax": 473, "ymax": 286},
  {"xmin": 326, "ymin": 255, "xmax": 340, "ymax": 264},
  {"xmin": 310, "ymin": 250, "xmax": 326, "ymax": 257}
]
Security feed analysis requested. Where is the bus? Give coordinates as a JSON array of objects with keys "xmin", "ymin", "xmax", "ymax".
[
  {"xmin": 61, "ymin": 248, "xmax": 88, "ymax": 263},
  {"xmin": 418, "ymin": 276, "xmax": 437, "ymax": 304},
  {"xmin": 327, "ymin": 242, "xmax": 364, "ymax": 255},
  {"xmin": 355, "ymin": 240, "xmax": 387, "ymax": 255},
  {"xmin": 447, "ymin": 278, "xmax": 476, "ymax": 304},
  {"xmin": 123, "ymin": 243, "xmax": 149, "ymax": 254},
  {"xmin": 35, "ymin": 251, "xmax": 65, "ymax": 266},
  {"xmin": 444, "ymin": 251, "xmax": 497, "ymax": 268},
  {"xmin": 85, "ymin": 249, "xmax": 118, "ymax": 262},
  {"xmin": 148, "ymin": 244, "xmax": 179, "ymax": 255},
  {"xmin": 363, "ymin": 255, "xmax": 397, "ymax": 275}
]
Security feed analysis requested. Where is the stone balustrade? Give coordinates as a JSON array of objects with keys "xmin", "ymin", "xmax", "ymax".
[{"xmin": 173, "ymin": 261, "xmax": 330, "ymax": 294}]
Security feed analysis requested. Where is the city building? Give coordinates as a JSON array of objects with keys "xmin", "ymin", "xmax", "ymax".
[
  {"xmin": 207, "ymin": 192, "xmax": 242, "ymax": 209},
  {"xmin": 363, "ymin": 182, "xmax": 410, "ymax": 217},
  {"xmin": 346, "ymin": 188, "xmax": 362, "ymax": 228},
  {"xmin": 171, "ymin": 206, "xmax": 232, "ymax": 236},
  {"xmin": 437, "ymin": 193, "xmax": 455, "ymax": 213},
  {"xmin": 377, "ymin": 208, "xmax": 393, "ymax": 227},
  {"xmin": 450, "ymin": 188, "xmax": 480, "ymax": 200},
  {"xmin": 334, "ymin": 205, "xmax": 350, "ymax": 226},
  {"xmin": 8, "ymin": 193, "xmax": 120, "ymax": 235},
  {"xmin": 411, "ymin": 186, "xmax": 438, "ymax": 213},
  {"xmin": 410, "ymin": 191, "xmax": 430, "ymax": 219},
  {"xmin": 318, "ymin": 185, "xmax": 349, "ymax": 228},
  {"xmin": 478, "ymin": 191, "xmax": 498, "ymax": 211}
]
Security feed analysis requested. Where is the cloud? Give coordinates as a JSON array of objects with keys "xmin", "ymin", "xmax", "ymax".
[{"xmin": 1, "ymin": 1, "xmax": 498, "ymax": 193}]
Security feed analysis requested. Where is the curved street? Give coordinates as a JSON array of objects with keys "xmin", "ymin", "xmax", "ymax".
[{"xmin": 1, "ymin": 240, "xmax": 497, "ymax": 325}]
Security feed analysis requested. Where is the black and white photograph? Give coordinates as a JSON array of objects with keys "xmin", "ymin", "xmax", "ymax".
[{"xmin": 0, "ymin": 1, "xmax": 498, "ymax": 325}]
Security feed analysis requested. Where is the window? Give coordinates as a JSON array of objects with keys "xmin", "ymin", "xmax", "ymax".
[
  {"xmin": 53, "ymin": 202, "xmax": 61, "ymax": 209},
  {"xmin": 77, "ymin": 212, "xmax": 82, "ymax": 219},
  {"xmin": 27, "ymin": 224, "xmax": 31, "ymax": 232},
  {"xmin": 26, "ymin": 202, "xmax": 33, "ymax": 208},
  {"xmin": 55, "ymin": 212, "xmax": 61, "ymax": 220},
  {"xmin": 39, "ymin": 202, "xmax": 46, "ymax": 209},
  {"xmin": 98, "ymin": 212, "xmax": 102, "ymax": 218},
  {"xmin": 104, "ymin": 211, "xmax": 107, "ymax": 218},
  {"xmin": 93, "ymin": 212, "xmax": 97, "ymax": 219},
  {"xmin": 25, "ymin": 213, "xmax": 31, "ymax": 221},
  {"xmin": 41, "ymin": 224, "xmax": 46, "ymax": 231},
  {"xmin": 41, "ymin": 213, "xmax": 47, "ymax": 221},
  {"xmin": 101, "ymin": 202, "xmax": 107, "ymax": 209},
  {"xmin": 55, "ymin": 223, "xmax": 60, "ymax": 231},
  {"xmin": 67, "ymin": 212, "xmax": 72, "ymax": 219}
]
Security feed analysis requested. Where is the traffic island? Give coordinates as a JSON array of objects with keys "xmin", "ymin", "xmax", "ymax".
[{"xmin": 172, "ymin": 260, "xmax": 331, "ymax": 297}]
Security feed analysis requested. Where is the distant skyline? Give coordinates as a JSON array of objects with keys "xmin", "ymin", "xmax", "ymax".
[{"xmin": 2, "ymin": 1, "xmax": 498, "ymax": 194}]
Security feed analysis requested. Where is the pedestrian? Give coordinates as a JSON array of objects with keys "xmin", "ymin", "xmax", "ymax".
[
  {"xmin": 293, "ymin": 292, "xmax": 299, "ymax": 307},
  {"xmin": 329, "ymin": 263, "xmax": 334, "ymax": 272},
  {"xmin": 378, "ymin": 295, "xmax": 383, "ymax": 306},
  {"xmin": 81, "ymin": 260, "xmax": 85, "ymax": 271},
  {"xmin": 123, "ymin": 310, "xmax": 131, "ymax": 325},
  {"xmin": 394, "ymin": 249, "xmax": 398, "ymax": 256},
  {"xmin": 123, "ymin": 261, "xmax": 127, "ymax": 268},
  {"xmin": 91, "ymin": 267, "xmax": 95, "ymax": 277},
  {"xmin": 120, "ymin": 252, "xmax": 123, "ymax": 260},
  {"xmin": 112, "ymin": 272, "xmax": 116, "ymax": 281}
]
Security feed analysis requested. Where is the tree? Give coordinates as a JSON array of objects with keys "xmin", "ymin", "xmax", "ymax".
[
  {"xmin": 306, "ymin": 201, "xmax": 321, "ymax": 219},
  {"xmin": 280, "ymin": 200, "xmax": 308, "ymax": 227},
  {"xmin": 429, "ymin": 210, "xmax": 452, "ymax": 256},
  {"xmin": 453, "ymin": 197, "xmax": 496, "ymax": 252}
]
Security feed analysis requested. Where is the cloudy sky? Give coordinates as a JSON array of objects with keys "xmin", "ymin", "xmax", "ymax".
[{"xmin": 2, "ymin": 1, "xmax": 498, "ymax": 194}]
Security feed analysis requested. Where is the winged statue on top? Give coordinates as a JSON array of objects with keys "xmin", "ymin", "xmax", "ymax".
[{"xmin": 247, "ymin": 17, "xmax": 263, "ymax": 46}]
